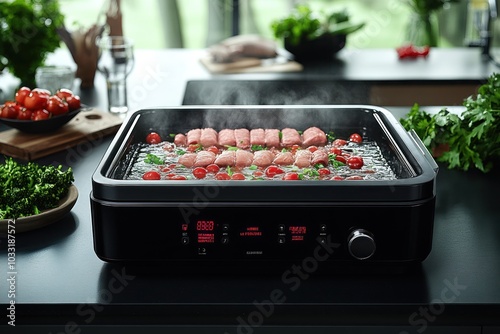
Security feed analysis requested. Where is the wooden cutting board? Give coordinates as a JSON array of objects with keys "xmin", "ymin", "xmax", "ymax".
[
  {"xmin": 200, "ymin": 56, "xmax": 303, "ymax": 74},
  {"xmin": 0, "ymin": 108, "xmax": 123, "ymax": 161}
]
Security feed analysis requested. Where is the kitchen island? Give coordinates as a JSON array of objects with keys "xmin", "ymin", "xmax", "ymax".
[{"xmin": 0, "ymin": 48, "xmax": 499, "ymax": 333}]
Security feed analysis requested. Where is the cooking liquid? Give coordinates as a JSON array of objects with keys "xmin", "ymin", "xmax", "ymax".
[{"xmin": 125, "ymin": 138, "xmax": 397, "ymax": 181}]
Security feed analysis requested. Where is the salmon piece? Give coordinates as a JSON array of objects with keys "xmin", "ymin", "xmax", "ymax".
[
  {"xmin": 178, "ymin": 153, "xmax": 197, "ymax": 168},
  {"xmin": 214, "ymin": 150, "xmax": 236, "ymax": 166},
  {"xmin": 273, "ymin": 151, "xmax": 294, "ymax": 166},
  {"xmin": 218, "ymin": 129, "xmax": 236, "ymax": 147},
  {"xmin": 265, "ymin": 129, "xmax": 280, "ymax": 148},
  {"xmin": 302, "ymin": 127, "xmax": 327, "ymax": 147},
  {"xmin": 193, "ymin": 151, "xmax": 216, "ymax": 167},
  {"xmin": 252, "ymin": 150, "xmax": 275, "ymax": 167},
  {"xmin": 250, "ymin": 128, "xmax": 266, "ymax": 146},
  {"xmin": 235, "ymin": 149, "xmax": 254, "ymax": 167},
  {"xmin": 234, "ymin": 128, "xmax": 250, "ymax": 149},
  {"xmin": 186, "ymin": 129, "xmax": 201, "ymax": 145},
  {"xmin": 200, "ymin": 128, "xmax": 218, "ymax": 147},
  {"xmin": 174, "ymin": 133, "xmax": 186, "ymax": 146},
  {"xmin": 294, "ymin": 150, "xmax": 312, "ymax": 168},
  {"xmin": 281, "ymin": 128, "xmax": 302, "ymax": 147},
  {"xmin": 311, "ymin": 148, "xmax": 329, "ymax": 167}
]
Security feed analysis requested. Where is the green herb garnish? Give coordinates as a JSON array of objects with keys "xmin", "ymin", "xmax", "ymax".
[
  {"xmin": 326, "ymin": 131, "xmax": 336, "ymax": 142},
  {"xmin": 251, "ymin": 145, "xmax": 265, "ymax": 151},
  {"xmin": 400, "ymin": 73, "xmax": 500, "ymax": 172},
  {"xmin": 0, "ymin": 157, "xmax": 74, "ymax": 219},
  {"xmin": 145, "ymin": 153, "xmax": 163, "ymax": 165},
  {"xmin": 328, "ymin": 154, "xmax": 345, "ymax": 168}
]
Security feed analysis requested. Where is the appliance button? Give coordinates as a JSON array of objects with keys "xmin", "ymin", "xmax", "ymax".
[
  {"xmin": 221, "ymin": 236, "xmax": 229, "ymax": 244},
  {"xmin": 222, "ymin": 224, "xmax": 229, "ymax": 232},
  {"xmin": 278, "ymin": 237, "xmax": 286, "ymax": 244},
  {"xmin": 348, "ymin": 229, "xmax": 376, "ymax": 260},
  {"xmin": 278, "ymin": 224, "xmax": 285, "ymax": 232},
  {"xmin": 320, "ymin": 224, "xmax": 327, "ymax": 232},
  {"xmin": 181, "ymin": 237, "xmax": 189, "ymax": 245}
]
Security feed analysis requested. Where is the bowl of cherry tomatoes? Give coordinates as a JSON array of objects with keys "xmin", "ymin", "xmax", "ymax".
[{"xmin": 0, "ymin": 87, "xmax": 83, "ymax": 134}]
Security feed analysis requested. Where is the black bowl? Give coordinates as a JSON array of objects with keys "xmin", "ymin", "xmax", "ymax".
[
  {"xmin": 284, "ymin": 33, "xmax": 346, "ymax": 62},
  {"xmin": 0, "ymin": 107, "xmax": 83, "ymax": 134}
]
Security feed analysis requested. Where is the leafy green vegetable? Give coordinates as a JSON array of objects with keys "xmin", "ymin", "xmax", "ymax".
[
  {"xmin": 144, "ymin": 153, "xmax": 163, "ymax": 165},
  {"xmin": 251, "ymin": 145, "xmax": 265, "ymax": 151},
  {"xmin": 0, "ymin": 157, "xmax": 74, "ymax": 219},
  {"xmin": 271, "ymin": 4, "xmax": 364, "ymax": 46},
  {"xmin": 400, "ymin": 73, "xmax": 500, "ymax": 172},
  {"xmin": 0, "ymin": 0, "xmax": 65, "ymax": 87},
  {"xmin": 328, "ymin": 154, "xmax": 345, "ymax": 168}
]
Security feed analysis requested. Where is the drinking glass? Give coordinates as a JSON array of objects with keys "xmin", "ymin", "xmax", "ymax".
[{"xmin": 96, "ymin": 36, "xmax": 134, "ymax": 113}]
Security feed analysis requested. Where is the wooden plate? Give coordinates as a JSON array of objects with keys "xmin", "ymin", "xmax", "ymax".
[{"xmin": 0, "ymin": 185, "xmax": 78, "ymax": 233}]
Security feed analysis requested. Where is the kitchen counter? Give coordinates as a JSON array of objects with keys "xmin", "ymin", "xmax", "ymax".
[{"xmin": 1, "ymin": 48, "xmax": 500, "ymax": 333}]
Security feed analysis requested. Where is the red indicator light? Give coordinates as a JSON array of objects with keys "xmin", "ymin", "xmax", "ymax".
[{"xmin": 181, "ymin": 224, "xmax": 188, "ymax": 231}]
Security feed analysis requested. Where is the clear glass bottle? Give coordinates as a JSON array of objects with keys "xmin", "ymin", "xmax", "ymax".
[{"xmin": 464, "ymin": 0, "xmax": 490, "ymax": 46}]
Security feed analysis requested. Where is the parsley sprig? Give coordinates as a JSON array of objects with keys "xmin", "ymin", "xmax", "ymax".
[{"xmin": 400, "ymin": 73, "xmax": 500, "ymax": 172}]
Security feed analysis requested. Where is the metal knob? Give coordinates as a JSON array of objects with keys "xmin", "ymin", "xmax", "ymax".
[{"xmin": 348, "ymin": 229, "xmax": 376, "ymax": 260}]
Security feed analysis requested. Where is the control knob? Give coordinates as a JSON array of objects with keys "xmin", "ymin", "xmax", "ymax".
[{"xmin": 348, "ymin": 229, "xmax": 376, "ymax": 260}]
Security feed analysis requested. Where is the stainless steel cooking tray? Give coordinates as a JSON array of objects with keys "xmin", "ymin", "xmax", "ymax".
[{"xmin": 91, "ymin": 105, "xmax": 438, "ymax": 266}]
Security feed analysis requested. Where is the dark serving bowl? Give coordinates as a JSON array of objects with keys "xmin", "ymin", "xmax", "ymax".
[{"xmin": 0, "ymin": 107, "xmax": 83, "ymax": 134}]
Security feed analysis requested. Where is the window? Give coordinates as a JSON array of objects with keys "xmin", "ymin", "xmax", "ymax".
[{"xmin": 59, "ymin": 0, "xmax": 471, "ymax": 49}]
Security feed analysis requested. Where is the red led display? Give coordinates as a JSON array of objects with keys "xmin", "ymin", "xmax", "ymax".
[
  {"xmin": 196, "ymin": 220, "xmax": 214, "ymax": 231},
  {"xmin": 289, "ymin": 226, "xmax": 307, "ymax": 234}
]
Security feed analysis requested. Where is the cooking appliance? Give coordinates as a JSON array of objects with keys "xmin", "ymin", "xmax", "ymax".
[{"xmin": 91, "ymin": 105, "xmax": 438, "ymax": 266}]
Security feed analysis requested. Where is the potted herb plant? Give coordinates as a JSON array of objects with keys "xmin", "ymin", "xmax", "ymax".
[
  {"xmin": 0, "ymin": 0, "xmax": 65, "ymax": 88},
  {"xmin": 270, "ymin": 4, "xmax": 364, "ymax": 61}
]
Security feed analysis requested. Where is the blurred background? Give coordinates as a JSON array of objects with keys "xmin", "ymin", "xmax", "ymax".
[{"xmin": 58, "ymin": 0, "xmax": 475, "ymax": 49}]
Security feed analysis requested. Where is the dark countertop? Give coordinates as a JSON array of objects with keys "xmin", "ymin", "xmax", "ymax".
[{"xmin": 1, "ymin": 48, "xmax": 500, "ymax": 333}]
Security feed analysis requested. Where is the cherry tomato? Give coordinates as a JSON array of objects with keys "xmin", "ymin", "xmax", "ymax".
[
  {"xmin": 31, "ymin": 109, "xmax": 50, "ymax": 121},
  {"xmin": 193, "ymin": 167, "xmax": 208, "ymax": 179},
  {"xmin": 206, "ymin": 146, "xmax": 219, "ymax": 155},
  {"xmin": 142, "ymin": 171, "xmax": 161, "ymax": 180},
  {"xmin": 206, "ymin": 163, "xmax": 220, "ymax": 173},
  {"xmin": 187, "ymin": 144, "xmax": 201, "ymax": 152},
  {"xmin": 168, "ymin": 174, "xmax": 187, "ymax": 180},
  {"xmin": 46, "ymin": 95, "xmax": 69, "ymax": 115},
  {"xmin": 331, "ymin": 175, "xmax": 345, "ymax": 181},
  {"xmin": 290, "ymin": 144, "xmax": 301, "ymax": 153},
  {"xmin": 253, "ymin": 170, "xmax": 264, "ymax": 177},
  {"xmin": 66, "ymin": 95, "xmax": 81, "ymax": 111},
  {"xmin": 329, "ymin": 147, "xmax": 342, "ymax": 155},
  {"xmin": 282, "ymin": 172, "xmax": 300, "ymax": 180},
  {"xmin": 318, "ymin": 168, "xmax": 331, "ymax": 176},
  {"xmin": 231, "ymin": 172, "xmax": 245, "ymax": 180},
  {"xmin": 347, "ymin": 156, "xmax": 364, "ymax": 169},
  {"xmin": 146, "ymin": 132, "xmax": 162, "ymax": 144},
  {"xmin": 307, "ymin": 146, "xmax": 318, "ymax": 153},
  {"xmin": 215, "ymin": 172, "xmax": 231, "ymax": 180},
  {"xmin": 332, "ymin": 139, "xmax": 347, "ymax": 147},
  {"xmin": 24, "ymin": 90, "xmax": 49, "ymax": 110},
  {"xmin": 15, "ymin": 87, "xmax": 31, "ymax": 105},
  {"xmin": 346, "ymin": 175, "xmax": 364, "ymax": 180},
  {"xmin": 16, "ymin": 108, "xmax": 32, "ymax": 120},
  {"xmin": 1, "ymin": 103, "xmax": 19, "ymax": 119},
  {"xmin": 265, "ymin": 165, "xmax": 284, "ymax": 178},
  {"xmin": 335, "ymin": 155, "xmax": 347, "ymax": 164},
  {"xmin": 349, "ymin": 133, "xmax": 363, "ymax": 144},
  {"xmin": 56, "ymin": 88, "xmax": 74, "ymax": 100}
]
